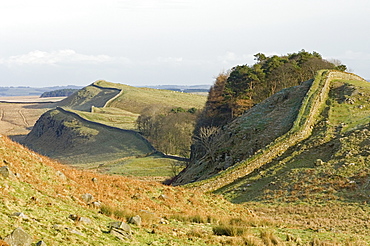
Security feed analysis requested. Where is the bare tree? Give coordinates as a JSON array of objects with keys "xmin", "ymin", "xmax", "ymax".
[{"xmin": 193, "ymin": 126, "xmax": 222, "ymax": 164}]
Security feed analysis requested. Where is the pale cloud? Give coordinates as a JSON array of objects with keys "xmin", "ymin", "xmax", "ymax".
[
  {"xmin": 157, "ymin": 57, "xmax": 183, "ymax": 63},
  {"xmin": 340, "ymin": 50, "xmax": 370, "ymax": 60},
  {"xmin": 117, "ymin": 0, "xmax": 191, "ymax": 9},
  {"xmin": 217, "ymin": 52, "xmax": 263, "ymax": 66},
  {"xmin": 0, "ymin": 50, "xmax": 131, "ymax": 66}
]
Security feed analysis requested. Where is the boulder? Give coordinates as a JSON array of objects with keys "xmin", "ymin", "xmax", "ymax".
[
  {"xmin": 69, "ymin": 214, "xmax": 91, "ymax": 224},
  {"xmin": 158, "ymin": 194, "xmax": 168, "ymax": 200},
  {"xmin": 55, "ymin": 171, "xmax": 67, "ymax": 181},
  {"xmin": 10, "ymin": 212, "xmax": 29, "ymax": 221},
  {"xmin": 0, "ymin": 166, "xmax": 12, "ymax": 178},
  {"xmin": 52, "ymin": 224, "xmax": 64, "ymax": 231},
  {"xmin": 4, "ymin": 227, "xmax": 32, "ymax": 246},
  {"xmin": 36, "ymin": 241, "xmax": 47, "ymax": 246},
  {"xmin": 109, "ymin": 221, "xmax": 131, "ymax": 232},
  {"xmin": 109, "ymin": 221, "xmax": 132, "ymax": 240},
  {"xmin": 79, "ymin": 217, "xmax": 92, "ymax": 224},
  {"xmin": 81, "ymin": 193, "xmax": 94, "ymax": 204},
  {"xmin": 67, "ymin": 228, "xmax": 83, "ymax": 236},
  {"xmin": 91, "ymin": 201, "xmax": 101, "ymax": 208},
  {"xmin": 128, "ymin": 215, "xmax": 142, "ymax": 226}
]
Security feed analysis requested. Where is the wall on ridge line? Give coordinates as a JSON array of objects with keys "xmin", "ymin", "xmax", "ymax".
[
  {"xmin": 190, "ymin": 70, "xmax": 365, "ymax": 192},
  {"xmin": 56, "ymin": 107, "xmax": 156, "ymax": 154}
]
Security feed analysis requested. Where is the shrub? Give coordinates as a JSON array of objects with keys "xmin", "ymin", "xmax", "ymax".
[
  {"xmin": 100, "ymin": 205, "xmax": 114, "ymax": 217},
  {"xmin": 212, "ymin": 224, "xmax": 248, "ymax": 236},
  {"xmin": 260, "ymin": 230, "xmax": 282, "ymax": 245}
]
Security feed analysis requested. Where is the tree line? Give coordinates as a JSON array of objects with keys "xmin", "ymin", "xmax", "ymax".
[
  {"xmin": 135, "ymin": 50, "xmax": 347, "ymax": 159},
  {"xmin": 41, "ymin": 89, "xmax": 78, "ymax": 98},
  {"xmin": 136, "ymin": 106, "xmax": 198, "ymax": 158},
  {"xmin": 196, "ymin": 50, "xmax": 346, "ymax": 129},
  {"xmin": 189, "ymin": 50, "xmax": 347, "ymax": 163}
]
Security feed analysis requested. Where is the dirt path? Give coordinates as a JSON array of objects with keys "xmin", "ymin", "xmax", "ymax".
[
  {"xmin": 0, "ymin": 102, "xmax": 52, "ymax": 137},
  {"xmin": 0, "ymin": 108, "xmax": 4, "ymax": 121},
  {"xmin": 18, "ymin": 110, "xmax": 29, "ymax": 127}
]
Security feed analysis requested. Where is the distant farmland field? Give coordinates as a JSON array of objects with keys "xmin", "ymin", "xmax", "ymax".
[{"xmin": 0, "ymin": 96, "xmax": 61, "ymax": 141}]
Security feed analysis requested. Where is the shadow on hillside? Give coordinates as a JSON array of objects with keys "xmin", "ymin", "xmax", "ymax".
[
  {"xmin": 9, "ymin": 134, "xmax": 28, "ymax": 144},
  {"xmin": 23, "ymin": 102, "xmax": 58, "ymax": 109}
]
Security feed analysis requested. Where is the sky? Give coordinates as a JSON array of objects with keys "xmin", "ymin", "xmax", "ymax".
[{"xmin": 0, "ymin": 0, "xmax": 370, "ymax": 87}]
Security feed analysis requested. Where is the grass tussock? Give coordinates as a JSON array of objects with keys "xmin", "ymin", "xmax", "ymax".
[{"xmin": 212, "ymin": 224, "xmax": 249, "ymax": 237}]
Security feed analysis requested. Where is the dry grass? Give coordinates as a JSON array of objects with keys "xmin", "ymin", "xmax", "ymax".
[
  {"xmin": 0, "ymin": 135, "xmax": 267, "ymax": 245},
  {"xmin": 1, "ymin": 135, "xmax": 368, "ymax": 244},
  {"xmin": 0, "ymin": 102, "xmax": 53, "ymax": 139}
]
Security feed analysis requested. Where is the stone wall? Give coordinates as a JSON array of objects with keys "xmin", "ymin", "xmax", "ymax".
[{"xmin": 189, "ymin": 70, "xmax": 366, "ymax": 192}]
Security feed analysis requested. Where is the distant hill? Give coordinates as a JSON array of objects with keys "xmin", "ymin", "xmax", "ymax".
[
  {"xmin": 143, "ymin": 84, "xmax": 211, "ymax": 93},
  {"xmin": 40, "ymin": 88, "xmax": 79, "ymax": 97},
  {"xmin": 0, "ymin": 85, "xmax": 83, "ymax": 97},
  {"xmin": 0, "ymin": 84, "xmax": 210, "ymax": 97},
  {"xmin": 23, "ymin": 80, "xmax": 207, "ymax": 170},
  {"xmin": 57, "ymin": 80, "xmax": 207, "ymax": 114}
]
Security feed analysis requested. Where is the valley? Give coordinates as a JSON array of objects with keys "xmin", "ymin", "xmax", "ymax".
[{"xmin": 1, "ymin": 51, "xmax": 370, "ymax": 245}]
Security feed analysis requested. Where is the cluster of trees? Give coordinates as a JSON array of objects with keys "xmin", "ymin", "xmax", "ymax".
[
  {"xmin": 41, "ymin": 89, "xmax": 78, "ymax": 98},
  {"xmin": 136, "ymin": 106, "xmax": 198, "ymax": 157},
  {"xmin": 136, "ymin": 50, "xmax": 347, "ymax": 160},
  {"xmin": 189, "ymin": 50, "xmax": 347, "ymax": 163},
  {"xmin": 196, "ymin": 50, "xmax": 347, "ymax": 129}
]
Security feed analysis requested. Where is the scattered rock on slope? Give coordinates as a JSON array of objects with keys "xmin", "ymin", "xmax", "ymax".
[{"xmin": 4, "ymin": 227, "xmax": 32, "ymax": 246}]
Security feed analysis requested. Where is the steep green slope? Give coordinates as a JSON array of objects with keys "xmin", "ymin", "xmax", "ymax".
[
  {"xmin": 220, "ymin": 77, "xmax": 370, "ymax": 204},
  {"xmin": 94, "ymin": 80, "xmax": 207, "ymax": 114},
  {"xmin": 57, "ymin": 84, "xmax": 120, "ymax": 111},
  {"xmin": 173, "ymin": 71, "xmax": 367, "ymax": 196},
  {"xmin": 173, "ymin": 79, "xmax": 312, "ymax": 185},
  {"xmin": 23, "ymin": 107, "xmax": 155, "ymax": 165},
  {"xmin": 58, "ymin": 80, "xmax": 207, "ymax": 114}
]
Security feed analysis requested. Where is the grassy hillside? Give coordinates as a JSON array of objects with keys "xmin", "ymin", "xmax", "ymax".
[
  {"xmin": 174, "ymin": 71, "xmax": 369, "ymax": 194},
  {"xmin": 69, "ymin": 107, "xmax": 139, "ymax": 130},
  {"xmin": 23, "ymin": 108, "xmax": 155, "ymax": 165},
  {"xmin": 1, "ymin": 135, "xmax": 368, "ymax": 245},
  {"xmin": 22, "ymin": 80, "xmax": 207, "ymax": 175},
  {"xmin": 58, "ymin": 81, "xmax": 207, "ymax": 114},
  {"xmin": 94, "ymin": 80, "xmax": 207, "ymax": 114},
  {"xmin": 57, "ymin": 84, "xmax": 120, "ymax": 112},
  {"xmin": 173, "ymin": 79, "xmax": 313, "ymax": 186},
  {"xmin": 219, "ymin": 77, "xmax": 370, "ymax": 203}
]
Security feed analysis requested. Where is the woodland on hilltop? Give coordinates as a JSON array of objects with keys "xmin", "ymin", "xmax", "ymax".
[
  {"xmin": 197, "ymin": 50, "xmax": 347, "ymax": 129},
  {"xmin": 40, "ymin": 89, "xmax": 79, "ymax": 98},
  {"xmin": 188, "ymin": 50, "xmax": 348, "ymax": 166}
]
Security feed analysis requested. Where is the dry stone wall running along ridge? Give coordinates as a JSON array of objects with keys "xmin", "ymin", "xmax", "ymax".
[
  {"xmin": 91, "ymin": 81, "xmax": 124, "ymax": 109},
  {"xmin": 190, "ymin": 70, "xmax": 366, "ymax": 192},
  {"xmin": 56, "ymin": 107, "xmax": 157, "ymax": 153}
]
